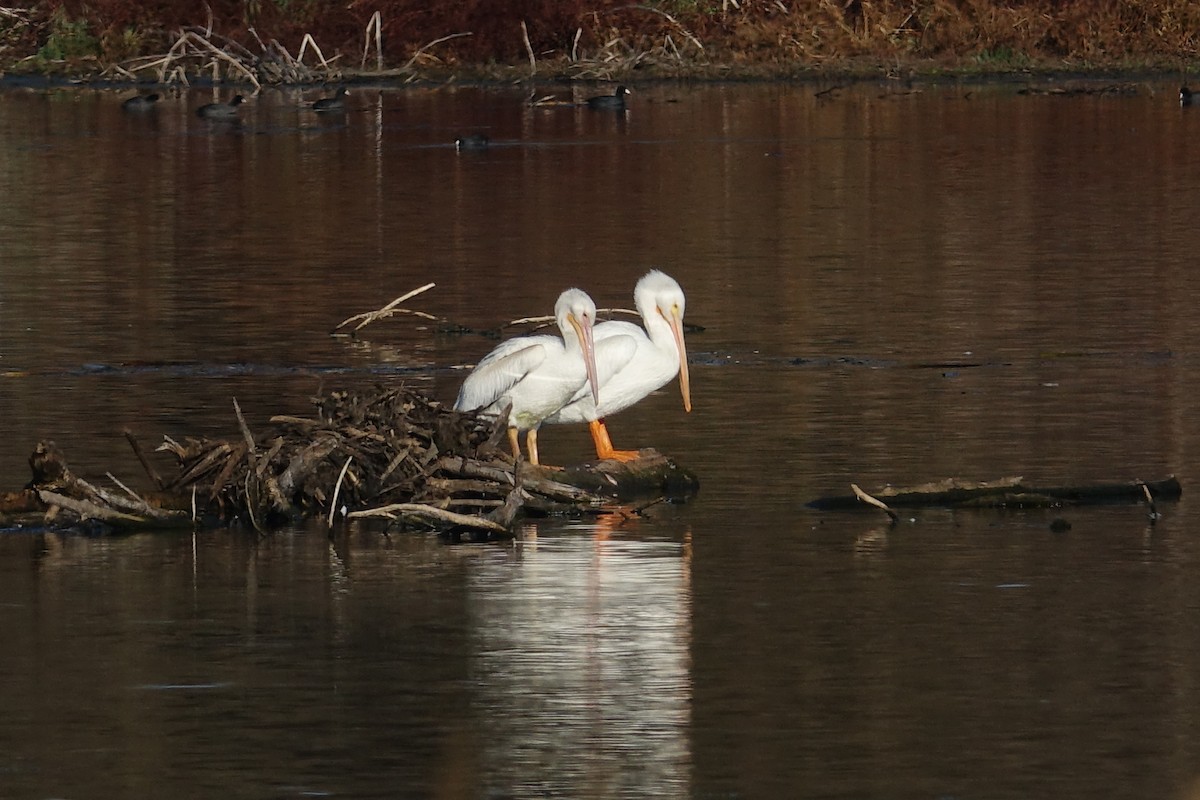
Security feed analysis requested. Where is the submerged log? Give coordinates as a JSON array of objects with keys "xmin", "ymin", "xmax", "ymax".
[
  {"xmin": 7, "ymin": 387, "xmax": 698, "ymax": 537},
  {"xmin": 809, "ymin": 475, "xmax": 1181, "ymax": 511}
]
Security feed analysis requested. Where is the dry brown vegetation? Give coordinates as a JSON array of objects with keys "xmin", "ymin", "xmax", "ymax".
[{"xmin": 2, "ymin": 0, "xmax": 1200, "ymax": 82}]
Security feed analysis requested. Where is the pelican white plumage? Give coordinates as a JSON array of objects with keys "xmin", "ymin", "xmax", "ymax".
[
  {"xmin": 544, "ymin": 269, "xmax": 691, "ymax": 461},
  {"xmin": 454, "ymin": 288, "xmax": 619, "ymax": 466}
]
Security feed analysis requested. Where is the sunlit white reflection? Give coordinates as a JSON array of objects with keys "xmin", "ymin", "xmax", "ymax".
[{"xmin": 467, "ymin": 520, "xmax": 693, "ymax": 797}]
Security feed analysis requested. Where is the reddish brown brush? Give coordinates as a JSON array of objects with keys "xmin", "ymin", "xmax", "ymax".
[{"xmin": 16, "ymin": 0, "xmax": 1200, "ymax": 76}]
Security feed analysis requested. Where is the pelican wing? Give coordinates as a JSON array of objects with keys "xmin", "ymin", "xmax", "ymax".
[
  {"xmin": 455, "ymin": 339, "xmax": 550, "ymax": 413},
  {"xmin": 547, "ymin": 332, "xmax": 638, "ymax": 418},
  {"xmin": 579, "ymin": 323, "xmax": 643, "ymax": 398}
]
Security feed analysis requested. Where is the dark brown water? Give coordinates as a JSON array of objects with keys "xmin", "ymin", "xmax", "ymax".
[{"xmin": 3, "ymin": 79, "xmax": 1200, "ymax": 798}]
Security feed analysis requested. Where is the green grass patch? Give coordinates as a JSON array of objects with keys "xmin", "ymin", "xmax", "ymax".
[{"xmin": 37, "ymin": 7, "xmax": 98, "ymax": 61}]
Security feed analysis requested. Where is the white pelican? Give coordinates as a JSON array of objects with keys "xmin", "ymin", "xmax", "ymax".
[
  {"xmin": 455, "ymin": 288, "xmax": 616, "ymax": 466},
  {"xmin": 545, "ymin": 270, "xmax": 691, "ymax": 461}
]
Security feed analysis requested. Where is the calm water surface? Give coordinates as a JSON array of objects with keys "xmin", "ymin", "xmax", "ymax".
[{"xmin": 2, "ymin": 79, "xmax": 1200, "ymax": 798}]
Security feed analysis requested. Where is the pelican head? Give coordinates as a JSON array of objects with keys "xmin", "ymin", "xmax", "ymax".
[
  {"xmin": 555, "ymin": 288, "xmax": 602, "ymax": 406},
  {"xmin": 634, "ymin": 270, "xmax": 692, "ymax": 413}
]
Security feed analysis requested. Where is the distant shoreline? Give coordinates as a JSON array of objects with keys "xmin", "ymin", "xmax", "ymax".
[
  {"xmin": 2, "ymin": 2, "xmax": 1198, "ymax": 89},
  {"xmin": 0, "ymin": 66, "xmax": 1193, "ymax": 93}
]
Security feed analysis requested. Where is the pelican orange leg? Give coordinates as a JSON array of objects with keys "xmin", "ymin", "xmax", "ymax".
[
  {"xmin": 526, "ymin": 428, "xmax": 541, "ymax": 466},
  {"xmin": 506, "ymin": 427, "xmax": 523, "ymax": 462},
  {"xmin": 508, "ymin": 426, "xmax": 545, "ymax": 466},
  {"xmin": 588, "ymin": 418, "xmax": 642, "ymax": 462}
]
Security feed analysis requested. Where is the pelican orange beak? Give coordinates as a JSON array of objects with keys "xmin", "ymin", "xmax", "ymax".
[
  {"xmin": 666, "ymin": 307, "xmax": 692, "ymax": 413},
  {"xmin": 568, "ymin": 313, "xmax": 602, "ymax": 406}
]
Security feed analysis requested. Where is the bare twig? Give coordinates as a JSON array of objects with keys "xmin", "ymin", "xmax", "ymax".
[
  {"xmin": 332, "ymin": 282, "xmax": 439, "ymax": 333},
  {"xmin": 348, "ymin": 502, "xmax": 510, "ymax": 534},
  {"xmin": 527, "ymin": 91, "xmax": 576, "ymax": 107},
  {"xmin": 1141, "ymin": 481, "xmax": 1161, "ymax": 521},
  {"xmin": 124, "ymin": 429, "xmax": 165, "ymax": 490},
  {"xmin": 244, "ymin": 470, "xmax": 263, "ymax": 532},
  {"xmin": 611, "ymin": 5, "xmax": 706, "ymax": 52},
  {"xmin": 362, "ymin": 10, "xmax": 383, "ymax": 71},
  {"xmin": 521, "ymin": 20, "xmax": 537, "ymax": 74},
  {"xmin": 38, "ymin": 490, "xmax": 146, "ymax": 525},
  {"xmin": 402, "ymin": 32, "xmax": 473, "ymax": 71},
  {"xmin": 507, "ymin": 306, "xmax": 638, "ymax": 329},
  {"xmin": 106, "ymin": 472, "xmax": 143, "ymax": 503},
  {"xmin": 232, "ymin": 398, "xmax": 257, "ymax": 455},
  {"xmin": 851, "ymin": 482, "xmax": 900, "ymax": 523},
  {"xmin": 329, "ymin": 455, "xmax": 354, "ymax": 529},
  {"xmin": 297, "ymin": 33, "xmax": 333, "ymax": 69},
  {"xmin": 182, "ymin": 30, "xmax": 262, "ymax": 87}
]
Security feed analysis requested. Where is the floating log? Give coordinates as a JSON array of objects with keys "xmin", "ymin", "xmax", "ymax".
[
  {"xmin": 809, "ymin": 475, "xmax": 1181, "ymax": 511},
  {"xmin": 4, "ymin": 387, "xmax": 698, "ymax": 537}
]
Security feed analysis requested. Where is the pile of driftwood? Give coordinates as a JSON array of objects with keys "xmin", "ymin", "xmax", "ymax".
[{"xmin": 4, "ymin": 386, "xmax": 698, "ymax": 539}]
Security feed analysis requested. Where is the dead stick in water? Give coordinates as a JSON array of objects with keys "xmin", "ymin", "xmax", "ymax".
[
  {"xmin": 123, "ymin": 429, "xmax": 165, "ymax": 490},
  {"xmin": 333, "ymin": 282, "xmax": 438, "ymax": 333},
  {"xmin": 506, "ymin": 306, "xmax": 638, "ymax": 331},
  {"xmin": 1141, "ymin": 482, "xmax": 1159, "ymax": 521},
  {"xmin": 210, "ymin": 443, "xmax": 246, "ymax": 497},
  {"xmin": 244, "ymin": 471, "xmax": 264, "ymax": 533},
  {"xmin": 103, "ymin": 472, "xmax": 180, "ymax": 520},
  {"xmin": 329, "ymin": 455, "xmax": 354, "ymax": 529},
  {"xmin": 38, "ymin": 490, "xmax": 146, "ymax": 525},
  {"xmin": 348, "ymin": 503, "xmax": 509, "ymax": 534},
  {"xmin": 852, "ymin": 483, "xmax": 900, "ymax": 523},
  {"xmin": 233, "ymin": 398, "xmax": 257, "ymax": 455}
]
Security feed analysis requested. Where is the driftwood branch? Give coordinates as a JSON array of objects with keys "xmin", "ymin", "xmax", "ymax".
[
  {"xmin": 348, "ymin": 502, "xmax": 509, "ymax": 534},
  {"xmin": 851, "ymin": 482, "xmax": 899, "ymax": 523},
  {"xmin": 39, "ymin": 490, "xmax": 146, "ymax": 525},
  {"xmin": 811, "ymin": 476, "xmax": 1182, "ymax": 511},
  {"xmin": 124, "ymin": 429, "xmax": 165, "ymax": 490},
  {"xmin": 332, "ymin": 282, "xmax": 439, "ymax": 334},
  {"xmin": 233, "ymin": 397, "xmax": 257, "ymax": 455},
  {"xmin": 328, "ymin": 455, "xmax": 354, "ymax": 528},
  {"xmin": 1141, "ymin": 481, "xmax": 1161, "ymax": 522}
]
